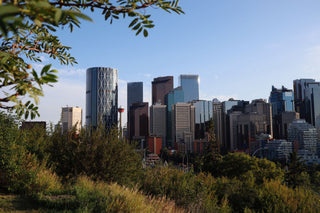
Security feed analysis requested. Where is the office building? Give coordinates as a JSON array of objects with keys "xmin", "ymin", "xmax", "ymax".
[
  {"xmin": 152, "ymin": 76, "xmax": 173, "ymax": 105},
  {"xmin": 61, "ymin": 106, "xmax": 82, "ymax": 133},
  {"xmin": 171, "ymin": 103, "xmax": 195, "ymax": 153},
  {"xmin": 128, "ymin": 102, "xmax": 149, "ymax": 141},
  {"xmin": 179, "ymin": 74, "xmax": 199, "ymax": 103},
  {"xmin": 86, "ymin": 67, "xmax": 118, "ymax": 129},
  {"xmin": 165, "ymin": 86, "xmax": 184, "ymax": 147},
  {"xmin": 127, "ymin": 82, "xmax": 143, "ymax": 112},
  {"xmin": 213, "ymin": 99, "xmax": 223, "ymax": 147},
  {"xmin": 293, "ymin": 79, "xmax": 315, "ymax": 119},
  {"xmin": 288, "ymin": 119, "xmax": 317, "ymax": 153},
  {"xmin": 305, "ymin": 82, "xmax": 320, "ymax": 134},
  {"xmin": 190, "ymin": 100, "xmax": 213, "ymax": 139},
  {"xmin": 264, "ymin": 140, "xmax": 293, "ymax": 161},
  {"xmin": 269, "ymin": 86, "xmax": 294, "ymax": 139},
  {"xmin": 150, "ymin": 104, "xmax": 167, "ymax": 147}
]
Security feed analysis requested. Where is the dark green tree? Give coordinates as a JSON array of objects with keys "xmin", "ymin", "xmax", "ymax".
[{"xmin": 286, "ymin": 151, "xmax": 309, "ymax": 188}]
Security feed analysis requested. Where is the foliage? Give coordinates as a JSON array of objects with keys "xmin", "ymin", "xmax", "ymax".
[
  {"xmin": 286, "ymin": 151, "xmax": 309, "ymax": 188},
  {"xmin": 46, "ymin": 125, "xmax": 143, "ymax": 185},
  {"xmin": 0, "ymin": 0, "xmax": 183, "ymax": 118}
]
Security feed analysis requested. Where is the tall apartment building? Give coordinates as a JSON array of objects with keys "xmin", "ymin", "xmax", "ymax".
[
  {"xmin": 61, "ymin": 106, "xmax": 82, "ymax": 133},
  {"xmin": 171, "ymin": 103, "xmax": 195, "ymax": 153},
  {"xmin": 152, "ymin": 76, "xmax": 173, "ymax": 105},
  {"xmin": 86, "ymin": 67, "xmax": 118, "ymax": 129},
  {"xmin": 179, "ymin": 74, "xmax": 199, "ymax": 103},
  {"xmin": 165, "ymin": 86, "xmax": 184, "ymax": 147},
  {"xmin": 269, "ymin": 86, "xmax": 294, "ymax": 139},
  {"xmin": 128, "ymin": 102, "xmax": 149, "ymax": 141},
  {"xmin": 288, "ymin": 119, "xmax": 317, "ymax": 153},
  {"xmin": 150, "ymin": 104, "xmax": 167, "ymax": 147}
]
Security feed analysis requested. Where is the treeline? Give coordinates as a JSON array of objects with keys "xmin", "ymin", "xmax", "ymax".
[{"xmin": 0, "ymin": 112, "xmax": 320, "ymax": 212}]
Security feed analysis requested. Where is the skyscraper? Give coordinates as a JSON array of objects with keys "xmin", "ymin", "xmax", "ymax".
[
  {"xmin": 61, "ymin": 106, "xmax": 82, "ymax": 133},
  {"xmin": 190, "ymin": 100, "xmax": 213, "ymax": 140},
  {"xmin": 179, "ymin": 74, "xmax": 199, "ymax": 103},
  {"xmin": 305, "ymin": 82, "xmax": 320, "ymax": 134},
  {"xmin": 269, "ymin": 86, "xmax": 294, "ymax": 139},
  {"xmin": 152, "ymin": 76, "xmax": 173, "ymax": 105},
  {"xmin": 127, "ymin": 82, "xmax": 143, "ymax": 111},
  {"xmin": 86, "ymin": 67, "xmax": 118, "ymax": 129},
  {"xmin": 150, "ymin": 104, "xmax": 167, "ymax": 147},
  {"xmin": 293, "ymin": 79, "xmax": 315, "ymax": 119},
  {"xmin": 128, "ymin": 102, "xmax": 149, "ymax": 141},
  {"xmin": 165, "ymin": 86, "xmax": 184, "ymax": 147}
]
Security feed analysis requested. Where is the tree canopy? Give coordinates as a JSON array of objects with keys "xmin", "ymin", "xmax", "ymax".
[{"xmin": 0, "ymin": 0, "xmax": 183, "ymax": 118}]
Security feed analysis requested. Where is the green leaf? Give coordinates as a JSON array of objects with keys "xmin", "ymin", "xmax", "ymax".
[
  {"xmin": 55, "ymin": 9, "xmax": 62, "ymax": 24},
  {"xmin": 41, "ymin": 64, "xmax": 51, "ymax": 75},
  {"xmin": 129, "ymin": 18, "xmax": 138, "ymax": 28},
  {"xmin": 143, "ymin": 29, "xmax": 148, "ymax": 37}
]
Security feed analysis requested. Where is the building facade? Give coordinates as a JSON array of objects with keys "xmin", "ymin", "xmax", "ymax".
[
  {"xmin": 190, "ymin": 100, "xmax": 213, "ymax": 140},
  {"xmin": 293, "ymin": 79, "xmax": 315, "ymax": 120},
  {"xmin": 152, "ymin": 76, "xmax": 173, "ymax": 105},
  {"xmin": 127, "ymin": 82, "xmax": 143, "ymax": 137},
  {"xmin": 128, "ymin": 102, "xmax": 149, "ymax": 141},
  {"xmin": 61, "ymin": 106, "xmax": 82, "ymax": 133},
  {"xmin": 179, "ymin": 74, "xmax": 199, "ymax": 103},
  {"xmin": 171, "ymin": 103, "xmax": 195, "ymax": 153},
  {"xmin": 86, "ymin": 67, "xmax": 118, "ymax": 129},
  {"xmin": 150, "ymin": 104, "xmax": 167, "ymax": 147}
]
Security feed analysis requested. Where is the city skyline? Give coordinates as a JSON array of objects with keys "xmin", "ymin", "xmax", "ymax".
[{"xmin": 24, "ymin": 0, "xmax": 320, "ymax": 125}]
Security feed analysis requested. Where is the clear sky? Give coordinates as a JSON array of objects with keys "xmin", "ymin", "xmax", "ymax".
[{"xmin": 29, "ymin": 0, "xmax": 320, "ymax": 126}]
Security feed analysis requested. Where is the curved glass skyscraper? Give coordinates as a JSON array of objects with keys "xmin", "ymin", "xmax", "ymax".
[{"xmin": 86, "ymin": 67, "xmax": 118, "ymax": 129}]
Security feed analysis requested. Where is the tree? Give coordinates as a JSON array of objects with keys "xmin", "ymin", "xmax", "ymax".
[
  {"xmin": 286, "ymin": 151, "xmax": 309, "ymax": 188},
  {"xmin": 0, "ymin": 0, "xmax": 183, "ymax": 118}
]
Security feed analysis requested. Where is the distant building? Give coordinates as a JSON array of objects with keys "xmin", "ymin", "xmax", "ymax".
[
  {"xmin": 148, "ymin": 136, "xmax": 162, "ymax": 155},
  {"xmin": 165, "ymin": 86, "xmax": 184, "ymax": 147},
  {"xmin": 280, "ymin": 111, "xmax": 300, "ymax": 140},
  {"xmin": 190, "ymin": 100, "xmax": 213, "ymax": 140},
  {"xmin": 152, "ymin": 76, "xmax": 173, "ymax": 105},
  {"xmin": 269, "ymin": 85, "xmax": 294, "ymax": 139},
  {"xmin": 172, "ymin": 103, "xmax": 195, "ymax": 153},
  {"xmin": 86, "ymin": 67, "xmax": 118, "ymax": 129},
  {"xmin": 179, "ymin": 74, "xmax": 199, "ymax": 103},
  {"xmin": 150, "ymin": 104, "xmax": 167, "ymax": 147},
  {"xmin": 304, "ymin": 82, "xmax": 320, "ymax": 135},
  {"xmin": 212, "ymin": 99, "xmax": 223, "ymax": 147},
  {"xmin": 128, "ymin": 102, "xmax": 149, "ymax": 141},
  {"xmin": 264, "ymin": 139, "xmax": 293, "ymax": 161},
  {"xmin": 127, "ymin": 82, "xmax": 143, "ymax": 137},
  {"xmin": 61, "ymin": 106, "xmax": 82, "ymax": 133},
  {"xmin": 293, "ymin": 79, "xmax": 315, "ymax": 120},
  {"xmin": 21, "ymin": 121, "xmax": 46, "ymax": 130},
  {"xmin": 288, "ymin": 119, "xmax": 317, "ymax": 153}
]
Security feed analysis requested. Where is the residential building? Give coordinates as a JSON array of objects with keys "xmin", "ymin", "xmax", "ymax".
[
  {"xmin": 150, "ymin": 104, "xmax": 167, "ymax": 147},
  {"xmin": 61, "ymin": 106, "xmax": 82, "ymax": 133},
  {"xmin": 179, "ymin": 74, "xmax": 199, "ymax": 103},
  {"xmin": 152, "ymin": 76, "xmax": 173, "ymax": 105},
  {"xmin": 86, "ymin": 67, "xmax": 118, "ymax": 129}
]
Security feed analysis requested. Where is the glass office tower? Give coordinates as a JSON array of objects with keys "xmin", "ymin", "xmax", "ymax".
[
  {"xmin": 179, "ymin": 74, "xmax": 199, "ymax": 103},
  {"xmin": 127, "ymin": 82, "xmax": 143, "ymax": 110},
  {"xmin": 86, "ymin": 67, "xmax": 118, "ymax": 129}
]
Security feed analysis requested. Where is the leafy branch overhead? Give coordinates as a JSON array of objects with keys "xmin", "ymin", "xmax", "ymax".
[{"xmin": 0, "ymin": 0, "xmax": 184, "ymax": 119}]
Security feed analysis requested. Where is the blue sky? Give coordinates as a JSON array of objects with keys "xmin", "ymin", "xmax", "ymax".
[{"xmin": 30, "ymin": 0, "xmax": 320, "ymax": 125}]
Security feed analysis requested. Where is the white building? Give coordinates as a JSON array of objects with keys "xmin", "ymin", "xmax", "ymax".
[{"xmin": 61, "ymin": 106, "xmax": 82, "ymax": 133}]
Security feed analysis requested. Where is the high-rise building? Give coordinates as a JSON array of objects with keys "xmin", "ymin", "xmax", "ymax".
[
  {"xmin": 127, "ymin": 82, "xmax": 143, "ymax": 137},
  {"xmin": 269, "ymin": 86, "xmax": 294, "ymax": 139},
  {"xmin": 150, "ymin": 104, "xmax": 167, "ymax": 147},
  {"xmin": 165, "ymin": 86, "xmax": 184, "ymax": 147},
  {"xmin": 293, "ymin": 79, "xmax": 315, "ymax": 119},
  {"xmin": 128, "ymin": 102, "xmax": 149, "ymax": 141},
  {"xmin": 305, "ymin": 82, "xmax": 320, "ymax": 133},
  {"xmin": 172, "ymin": 103, "xmax": 195, "ymax": 153},
  {"xmin": 212, "ymin": 99, "xmax": 223, "ymax": 146},
  {"xmin": 152, "ymin": 76, "xmax": 173, "ymax": 105},
  {"xmin": 86, "ymin": 67, "xmax": 118, "ymax": 129},
  {"xmin": 288, "ymin": 119, "xmax": 317, "ymax": 153},
  {"xmin": 61, "ymin": 106, "xmax": 82, "ymax": 133},
  {"xmin": 179, "ymin": 74, "xmax": 199, "ymax": 103},
  {"xmin": 190, "ymin": 100, "xmax": 213, "ymax": 139},
  {"xmin": 127, "ymin": 82, "xmax": 143, "ymax": 111}
]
